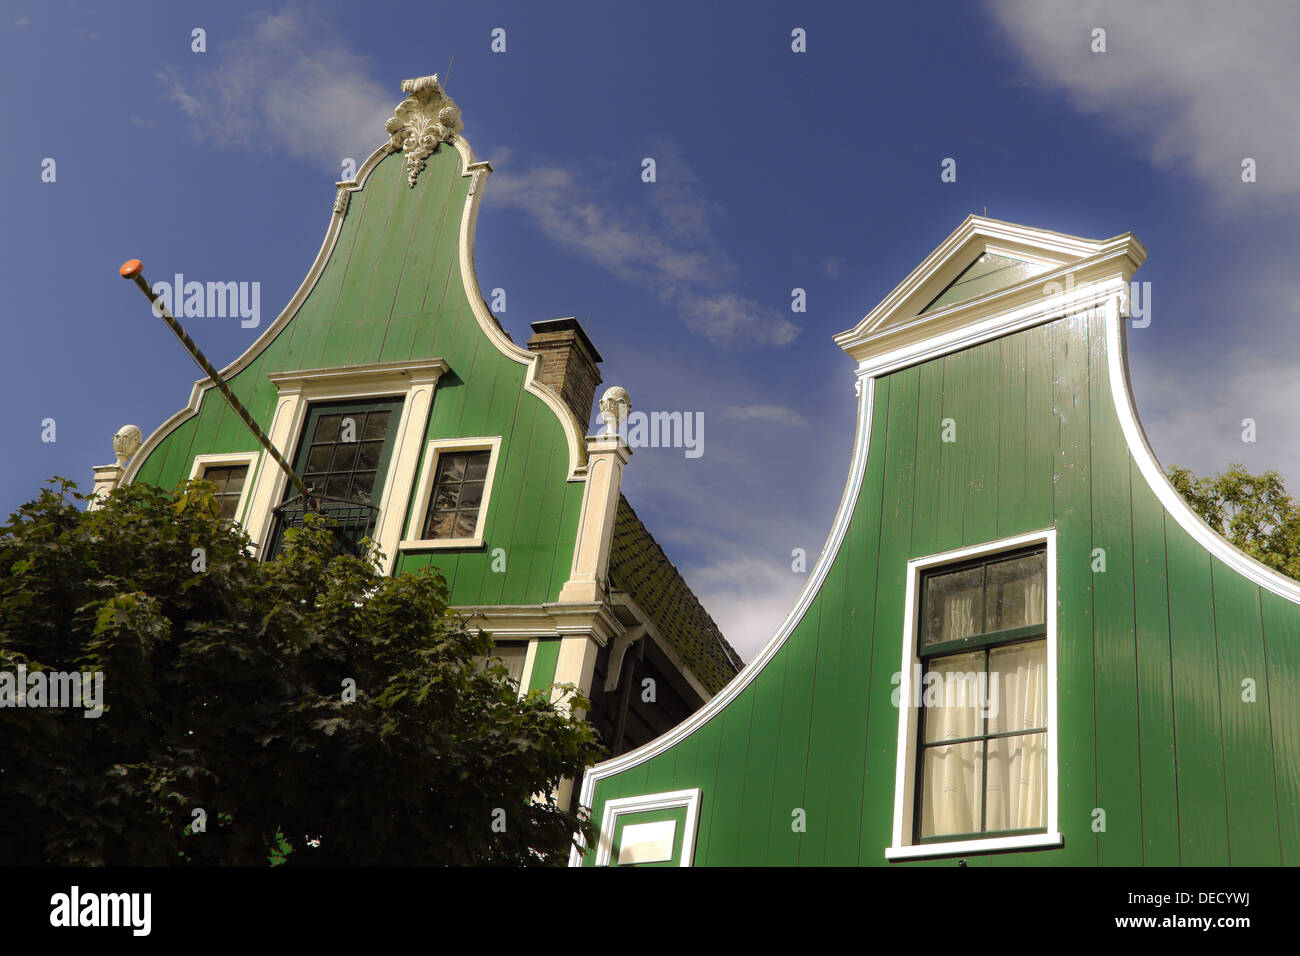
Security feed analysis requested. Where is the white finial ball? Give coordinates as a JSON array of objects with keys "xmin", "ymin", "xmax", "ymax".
[{"xmin": 598, "ymin": 386, "xmax": 631, "ymax": 435}]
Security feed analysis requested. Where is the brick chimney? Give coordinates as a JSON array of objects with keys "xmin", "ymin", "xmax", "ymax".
[{"xmin": 526, "ymin": 317, "xmax": 604, "ymax": 429}]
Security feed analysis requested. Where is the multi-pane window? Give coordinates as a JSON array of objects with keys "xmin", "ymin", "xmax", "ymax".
[
  {"xmin": 300, "ymin": 405, "xmax": 398, "ymax": 503},
  {"xmin": 268, "ymin": 398, "xmax": 402, "ymax": 558},
  {"xmin": 915, "ymin": 546, "xmax": 1048, "ymax": 843},
  {"xmin": 421, "ymin": 450, "xmax": 491, "ymax": 540},
  {"xmin": 200, "ymin": 464, "xmax": 249, "ymax": 520}
]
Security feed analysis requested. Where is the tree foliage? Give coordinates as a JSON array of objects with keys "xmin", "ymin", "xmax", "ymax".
[
  {"xmin": 0, "ymin": 478, "xmax": 603, "ymax": 865},
  {"xmin": 1169, "ymin": 462, "xmax": 1300, "ymax": 581}
]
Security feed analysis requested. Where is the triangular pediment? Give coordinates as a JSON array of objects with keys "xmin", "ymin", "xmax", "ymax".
[{"xmin": 834, "ymin": 216, "xmax": 1147, "ymax": 366}]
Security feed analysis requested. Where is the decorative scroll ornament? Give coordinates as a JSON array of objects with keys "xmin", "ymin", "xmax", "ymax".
[{"xmin": 384, "ymin": 74, "xmax": 464, "ymax": 187}]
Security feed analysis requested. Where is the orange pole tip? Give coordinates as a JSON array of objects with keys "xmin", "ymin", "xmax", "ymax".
[{"xmin": 119, "ymin": 259, "xmax": 143, "ymax": 279}]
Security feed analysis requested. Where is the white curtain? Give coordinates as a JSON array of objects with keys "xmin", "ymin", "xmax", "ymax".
[{"xmin": 920, "ymin": 634, "xmax": 1047, "ymax": 838}]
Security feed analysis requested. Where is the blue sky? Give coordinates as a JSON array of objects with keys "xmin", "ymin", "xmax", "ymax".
[{"xmin": 4, "ymin": 1, "xmax": 1299, "ymax": 657}]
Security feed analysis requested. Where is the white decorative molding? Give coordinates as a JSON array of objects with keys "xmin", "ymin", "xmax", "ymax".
[
  {"xmin": 1104, "ymin": 295, "xmax": 1300, "ymax": 604},
  {"xmin": 333, "ymin": 184, "xmax": 351, "ymax": 217},
  {"xmin": 589, "ymin": 788, "xmax": 702, "ymax": 867},
  {"xmin": 557, "ymin": 433, "xmax": 631, "ymax": 605},
  {"xmin": 399, "ymin": 436, "xmax": 502, "ymax": 551},
  {"xmin": 885, "ymin": 528, "xmax": 1059, "ymax": 861},
  {"xmin": 834, "ymin": 215, "xmax": 1147, "ymax": 367},
  {"xmin": 384, "ymin": 75, "xmax": 463, "ymax": 188}
]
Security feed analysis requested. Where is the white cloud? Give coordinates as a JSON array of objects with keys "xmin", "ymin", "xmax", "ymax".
[
  {"xmin": 723, "ymin": 404, "xmax": 810, "ymax": 427},
  {"xmin": 988, "ymin": 0, "xmax": 1300, "ymax": 207},
  {"xmin": 687, "ymin": 555, "xmax": 808, "ymax": 660},
  {"xmin": 157, "ymin": 10, "xmax": 394, "ymax": 173},
  {"xmin": 489, "ymin": 157, "xmax": 799, "ymax": 348}
]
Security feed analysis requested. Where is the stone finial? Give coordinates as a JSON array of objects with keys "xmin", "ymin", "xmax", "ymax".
[
  {"xmin": 598, "ymin": 386, "xmax": 631, "ymax": 436},
  {"xmin": 384, "ymin": 74, "xmax": 464, "ymax": 188},
  {"xmin": 112, "ymin": 425, "xmax": 143, "ymax": 466}
]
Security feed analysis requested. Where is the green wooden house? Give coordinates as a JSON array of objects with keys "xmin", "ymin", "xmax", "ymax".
[
  {"xmin": 573, "ymin": 217, "xmax": 1300, "ymax": 867},
  {"xmin": 90, "ymin": 76, "xmax": 742, "ymax": 793}
]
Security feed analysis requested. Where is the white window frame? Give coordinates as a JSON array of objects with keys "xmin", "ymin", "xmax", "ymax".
[
  {"xmin": 189, "ymin": 452, "xmax": 261, "ymax": 525},
  {"xmin": 399, "ymin": 436, "xmax": 502, "ymax": 551},
  {"xmin": 594, "ymin": 788, "xmax": 701, "ymax": 867},
  {"xmin": 885, "ymin": 528, "xmax": 1062, "ymax": 861},
  {"xmin": 242, "ymin": 360, "xmax": 448, "ymax": 573}
]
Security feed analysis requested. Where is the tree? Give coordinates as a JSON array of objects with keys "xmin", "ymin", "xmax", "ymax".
[
  {"xmin": 1169, "ymin": 462, "xmax": 1300, "ymax": 581},
  {"xmin": 0, "ymin": 478, "xmax": 603, "ymax": 865}
]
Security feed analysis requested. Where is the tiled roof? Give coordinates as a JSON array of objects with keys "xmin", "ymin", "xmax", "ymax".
[{"xmin": 607, "ymin": 494, "xmax": 744, "ymax": 696}]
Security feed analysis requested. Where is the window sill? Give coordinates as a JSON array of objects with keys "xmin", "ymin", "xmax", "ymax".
[
  {"xmin": 885, "ymin": 831, "xmax": 1062, "ymax": 861},
  {"xmin": 398, "ymin": 537, "xmax": 485, "ymax": 551}
]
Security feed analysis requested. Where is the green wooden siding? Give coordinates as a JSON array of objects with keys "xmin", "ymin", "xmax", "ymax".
[
  {"xmin": 585, "ymin": 309, "xmax": 1300, "ymax": 866},
  {"xmin": 130, "ymin": 145, "xmax": 583, "ymax": 607}
]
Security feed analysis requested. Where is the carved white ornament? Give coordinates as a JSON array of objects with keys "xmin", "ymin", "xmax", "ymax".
[
  {"xmin": 598, "ymin": 386, "xmax": 631, "ymax": 435},
  {"xmin": 113, "ymin": 425, "xmax": 143, "ymax": 466},
  {"xmin": 384, "ymin": 75, "xmax": 464, "ymax": 188}
]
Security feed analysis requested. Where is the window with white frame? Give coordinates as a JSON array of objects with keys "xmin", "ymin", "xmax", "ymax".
[
  {"xmin": 189, "ymin": 453, "xmax": 260, "ymax": 523},
  {"xmin": 887, "ymin": 530, "xmax": 1060, "ymax": 860},
  {"xmin": 401, "ymin": 437, "xmax": 501, "ymax": 550}
]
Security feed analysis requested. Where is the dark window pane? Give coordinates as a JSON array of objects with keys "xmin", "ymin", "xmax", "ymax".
[
  {"xmin": 222, "ymin": 468, "xmax": 246, "ymax": 494},
  {"xmin": 985, "ymin": 553, "xmax": 1046, "ymax": 631},
  {"xmin": 357, "ymin": 441, "xmax": 383, "ymax": 470},
  {"xmin": 438, "ymin": 454, "xmax": 467, "ymax": 482},
  {"xmin": 218, "ymin": 495, "xmax": 240, "ymax": 520},
  {"xmin": 337, "ymin": 416, "xmax": 360, "ymax": 442},
  {"xmin": 459, "ymin": 480, "xmax": 484, "ymax": 509},
  {"xmin": 464, "ymin": 452, "xmax": 490, "ymax": 480},
  {"xmin": 330, "ymin": 442, "xmax": 359, "ymax": 472},
  {"xmin": 453, "ymin": 511, "xmax": 478, "ymax": 538},
  {"xmin": 922, "ymin": 566, "xmax": 984, "ymax": 645},
  {"xmin": 306, "ymin": 445, "xmax": 333, "ymax": 474},
  {"xmin": 314, "ymin": 414, "xmax": 342, "ymax": 442},
  {"xmin": 350, "ymin": 471, "xmax": 375, "ymax": 501},
  {"xmin": 433, "ymin": 485, "xmax": 460, "ymax": 511},
  {"xmin": 325, "ymin": 474, "xmax": 350, "ymax": 497},
  {"xmin": 425, "ymin": 511, "xmax": 454, "ymax": 539},
  {"xmin": 362, "ymin": 412, "xmax": 390, "ymax": 440}
]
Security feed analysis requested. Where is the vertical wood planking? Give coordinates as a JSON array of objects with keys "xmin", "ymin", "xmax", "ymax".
[
  {"xmin": 1052, "ymin": 313, "xmax": 1098, "ymax": 864},
  {"xmin": 1087, "ymin": 311, "xmax": 1142, "ymax": 865}
]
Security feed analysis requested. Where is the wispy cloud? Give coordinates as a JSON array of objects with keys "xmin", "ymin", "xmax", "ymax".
[
  {"xmin": 156, "ymin": 9, "xmax": 393, "ymax": 174},
  {"xmin": 489, "ymin": 150, "xmax": 800, "ymax": 348},
  {"xmin": 723, "ymin": 404, "xmax": 810, "ymax": 428},
  {"xmin": 988, "ymin": 0, "xmax": 1300, "ymax": 209}
]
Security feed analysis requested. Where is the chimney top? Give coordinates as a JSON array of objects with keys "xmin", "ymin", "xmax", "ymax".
[
  {"xmin": 526, "ymin": 317, "xmax": 605, "ymax": 429},
  {"xmin": 528, "ymin": 317, "xmax": 603, "ymax": 363}
]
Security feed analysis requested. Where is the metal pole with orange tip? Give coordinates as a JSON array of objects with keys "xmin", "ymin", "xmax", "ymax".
[{"xmin": 119, "ymin": 258, "xmax": 311, "ymax": 503}]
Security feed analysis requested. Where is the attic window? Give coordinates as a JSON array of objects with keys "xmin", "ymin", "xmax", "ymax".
[{"xmin": 919, "ymin": 253, "xmax": 1051, "ymax": 315}]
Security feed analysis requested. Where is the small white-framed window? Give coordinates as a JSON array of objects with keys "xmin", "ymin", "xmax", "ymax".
[
  {"xmin": 189, "ymin": 453, "xmax": 260, "ymax": 523},
  {"xmin": 400, "ymin": 437, "xmax": 502, "ymax": 550},
  {"xmin": 594, "ymin": 788, "xmax": 701, "ymax": 867},
  {"xmin": 886, "ymin": 528, "xmax": 1062, "ymax": 861}
]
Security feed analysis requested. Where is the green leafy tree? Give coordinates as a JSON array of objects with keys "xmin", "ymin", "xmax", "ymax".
[
  {"xmin": 1169, "ymin": 462, "xmax": 1300, "ymax": 581},
  {"xmin": 0, "ymin": 478, "xmax": 603, "ymax": 865}
]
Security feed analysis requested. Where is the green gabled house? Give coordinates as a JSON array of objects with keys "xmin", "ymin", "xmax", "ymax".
[
  {"xmin": 574, "ymin": 217, "xmax": 1300, "ymax": 867},
  {"xmin": 89, "ymin": 75, "xmax": 741, "ymax": 792}
]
